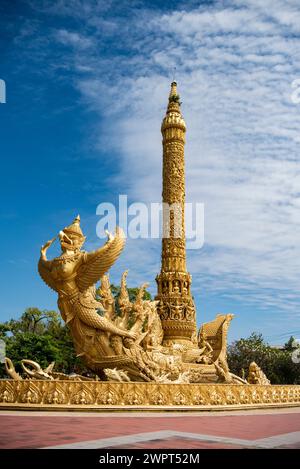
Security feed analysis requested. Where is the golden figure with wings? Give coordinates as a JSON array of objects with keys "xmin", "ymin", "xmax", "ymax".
[{"xmin": 38, "ymin": 215, "xmax": 139, "ymax": 377}]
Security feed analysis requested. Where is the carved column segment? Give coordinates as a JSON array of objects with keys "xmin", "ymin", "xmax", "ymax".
[{"xmin": 156, "ymin": 82, "xmax": 197, "ymax": 346}]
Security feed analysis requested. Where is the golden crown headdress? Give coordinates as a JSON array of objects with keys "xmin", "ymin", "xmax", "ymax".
[
  {"xmin": 63, "ymin": 215, "xmax": 85, "ymax": 240},
  {"xmin": 60, "ymin": 215, "xmax": 86, "ymax": 250}
]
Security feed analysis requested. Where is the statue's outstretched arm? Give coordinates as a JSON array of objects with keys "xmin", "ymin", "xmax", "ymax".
[
  {"xmin": 40, "ymin": 237, "xmax": 56, "ymax": 264},
  {"xmin": 38, "ymin": 237, "xmax": 58, "ymax": 292}
]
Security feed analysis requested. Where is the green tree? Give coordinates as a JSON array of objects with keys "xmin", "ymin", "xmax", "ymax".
[
  {"xmin": 284, "ymin": 336, "xmax": 299, "ymax": 352},
  {"xmin": 227, "ymin": 332, "xmax": 300, "ymax": 384},
  {"xmin": 0, "ymin": 308, "xmax": 84, "ymax": 378}
]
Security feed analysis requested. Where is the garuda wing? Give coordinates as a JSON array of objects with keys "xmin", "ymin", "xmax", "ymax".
[
  {"xmin": 38, "ymin": 259, "xmax": 59, "ymax": 292},
  {"xmin": 76, "ymin": 227, "xmax": 125, "ymax": 293}
]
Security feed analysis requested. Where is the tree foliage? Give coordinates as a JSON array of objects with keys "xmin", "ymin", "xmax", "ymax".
[
  {"xmin": 227, "ymin": 332, "xmax": 300, "ymax": 384},
  {"xmin": 0, "ymin": 308, "xmax": 83, "ymax": 378}
]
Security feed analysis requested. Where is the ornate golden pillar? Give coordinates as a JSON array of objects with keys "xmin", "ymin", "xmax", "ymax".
[{"xmin": 156, "ymin": 82, "xmax": 197, "ymax": 347}]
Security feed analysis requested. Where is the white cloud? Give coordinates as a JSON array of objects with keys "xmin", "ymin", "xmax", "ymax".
[{"xmin": 55, "ymin": 29, "xmax": 93, "ymax": 49}]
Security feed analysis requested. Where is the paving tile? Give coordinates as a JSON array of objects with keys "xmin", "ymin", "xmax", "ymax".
[{"xmin": 0, "ymin": 409, "xmax": 300, "ymax": 449}]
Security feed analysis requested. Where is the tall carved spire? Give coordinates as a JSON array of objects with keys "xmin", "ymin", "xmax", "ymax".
[{"xmin": 156, "ymin": 82, "xmax": 197, "ymax": 346}]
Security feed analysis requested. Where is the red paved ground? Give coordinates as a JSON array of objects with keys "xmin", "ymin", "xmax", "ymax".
[{"xmin": 0, "ymin": 410, "xmax": 300, "ymax": 449}]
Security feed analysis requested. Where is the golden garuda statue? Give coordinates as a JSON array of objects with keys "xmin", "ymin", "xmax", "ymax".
[{"xmin": 39, "ymin": 217, "xmax": 136, "ymax": 376}]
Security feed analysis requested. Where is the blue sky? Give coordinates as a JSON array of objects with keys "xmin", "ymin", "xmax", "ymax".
[{"xmin": 1, "ymin": 0, "xmax": 300, "ymax": 344}]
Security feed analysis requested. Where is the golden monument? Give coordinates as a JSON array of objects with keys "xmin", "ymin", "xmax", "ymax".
[
  {"xmin": 156, "ymin": 81, "xmax": 197, "ymax": 348},
  {"xmin": 1, "ymin": 82, "xmax": 300, "ymax": 410}
]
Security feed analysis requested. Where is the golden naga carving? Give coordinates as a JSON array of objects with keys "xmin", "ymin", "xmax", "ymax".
[
  {"xmin": 36, "ymin": 213, "xmax": 238, "ymax": 383},
  {"xmin": 247, "ymin": 362, "xmax": 270, "ymax": 385},
  {"xmin": 4, "ymin": 358, "xmax": 22, "ymax": 381},
  {"xmin": 4, "ymin": 358, "xmax": 93, "ymax": 381}
]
